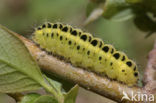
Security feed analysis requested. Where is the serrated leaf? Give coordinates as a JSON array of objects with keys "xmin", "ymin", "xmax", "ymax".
[
  {"xmin": 34, "ymin": 95, "xmax": 58, "ymax": 103},
  {"xmin": 20, "ymin": 93, "xmax": 41, "ymax": 103},
  {"xmin": 63, "ymin": 85, "xmax": 79, "ymax": 103}
]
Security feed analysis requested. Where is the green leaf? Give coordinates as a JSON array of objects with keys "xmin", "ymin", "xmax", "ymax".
[
  {"xmin": 0, "ymin": 25, "xmax": 63, "ymax": 102},
  {"xmin": 44, "ymin": 75, "xmax": 62, "ymax": 96},
  {"xmin": 44, "ymin": 75, "xmax": 79, "ymax": 103},
  {"xmin": 86, "ymin": 0, "xmax": 135, "ymax": 24},
  {"xmin": 44, "ymin": 72, "xmax": 75, "ymax": 92},
  {"xmin": 106, "ymin": 8, "xmax": 134, "ymax": 22},
  {"xmin": 20, "ymin": 93, "xmax": 41, "ymax": 103},
  {"xmin": 143, "ymin": 0, "xmax": 156, "ymax": 14},
  {"xmin": 0, "ymin": 25, "xmax": 79, "ymax": 103},
  {"xmin": 34, "ymin": 95, "xmax": 58, "ymax": 103},
  {"xmin": 63, "ymin": 85, "xmax": 79, "ymax": 103},
  {"xmin": 134, "ymin": 14, "xmax": 156, "ymax": 32},
  {"xmin": 103, "ymin": 0, "xmax": 134, "ymax": 21},
  {"xmin": 0, "ymin": 25, "xmax": 46, "ymax": 92}
]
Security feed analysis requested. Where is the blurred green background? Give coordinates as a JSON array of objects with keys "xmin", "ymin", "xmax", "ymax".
[{"xmin": 0, "ymin": 0, "xmax": 156, "ymax": 103}]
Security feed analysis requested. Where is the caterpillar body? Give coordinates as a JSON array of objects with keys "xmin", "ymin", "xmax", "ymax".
[{"xmin": 33, "ymin": 22, "xmax": 139, "ymax": 86}]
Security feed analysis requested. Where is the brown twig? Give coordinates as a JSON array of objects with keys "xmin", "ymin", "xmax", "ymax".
[
  {"xmin": 144, "ymin": 40, "xmax": 156, "ymax": 94},
  {"xmin": 15, "ymin": 35, "xmax": 144, "ymax": 102}
]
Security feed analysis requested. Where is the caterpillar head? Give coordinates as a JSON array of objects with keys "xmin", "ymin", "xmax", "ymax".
[
  {"xmin": 32, "ymin": 25, "xmax": 43, "ymax": 43},
  {"xmin": 33, "ymin": 22, "xmax": 52, "ymax": 36}
]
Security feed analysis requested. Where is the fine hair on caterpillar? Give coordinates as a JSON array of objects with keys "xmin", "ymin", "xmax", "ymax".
[{"xmin": 32, "ymin": 22, "xmax": 139, "ymax": 86}]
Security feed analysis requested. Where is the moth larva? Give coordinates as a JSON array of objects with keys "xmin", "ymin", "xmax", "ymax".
[{"xmin": 33, "ymin": 22, "xmax": 139, "ymax": 86}]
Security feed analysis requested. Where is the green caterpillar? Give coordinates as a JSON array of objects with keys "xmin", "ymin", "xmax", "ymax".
[{"xmin": 33, "ymin": 22, "xmax": 139, "ymax": 86}]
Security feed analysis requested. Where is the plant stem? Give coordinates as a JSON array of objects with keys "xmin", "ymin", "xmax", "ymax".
[{"xmin": 42, "ymin": 83, "xmax": 64, "ymax": 103}]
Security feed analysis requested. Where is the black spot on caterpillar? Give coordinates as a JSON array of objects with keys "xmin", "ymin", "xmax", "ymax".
[
  {"xmin": 33, "ymin": 22, "xmax": 139, "ymax": 86},
  {"xmin": 126, "ymin": 61, "xmax": 132, "ymax": 67},
  {"xmin": 91, "ymin": 39, "xmax": 98, "ymax": 46},
  {"xmin": 102, "ymin": 46, "xmax": 109, "ymax": 53},
  {"xmin": 71, "ymin": 30, "xmax": 77, "ymax": 36},
  {"xmin": 47, "ymin": 23, "xmax": 51, "ymax": 28},
  {"xmin": 62, "ymin": 26, "xmax": 68, "ymax": 32},
  {"xmin": 113, "ymin": 53, "xmax": 120, "ymax": 59},
  {"xmin": 53, "ymin": 24, "xmax": 58, "ymax": 28},
  {"xmin": 80, "ymin": 35, "xmax": 87, "ymax": 41}
]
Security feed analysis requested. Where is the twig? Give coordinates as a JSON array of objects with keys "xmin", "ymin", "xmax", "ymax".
[
  {"xmin": 144, "ymin": 40, "xmax": 156, "ymax": 94},
  {"xmin": 15, "ymin": 34, "xmax": 155, "ymax": 102}
]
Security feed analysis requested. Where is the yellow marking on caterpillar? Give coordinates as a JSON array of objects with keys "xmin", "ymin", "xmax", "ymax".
[{"xmin": 33, "ymin": 22, "xmax": 139, "ymax": 86}]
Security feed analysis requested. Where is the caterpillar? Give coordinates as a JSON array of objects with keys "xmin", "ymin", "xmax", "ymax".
[{"xmin": 32, "ymin": 22, "xmax": 139, "ymax": 86}]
